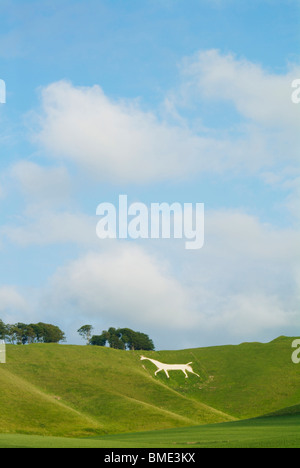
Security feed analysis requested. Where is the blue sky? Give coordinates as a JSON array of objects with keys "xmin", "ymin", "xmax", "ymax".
[{"xmin": 0, "ymin": 0, "xmax": 300, "ymax": 349}]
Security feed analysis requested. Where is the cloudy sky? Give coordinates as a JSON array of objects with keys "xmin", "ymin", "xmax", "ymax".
[{"xmin": 0, "ymin": 0, "xmax": 299, "ymax": 349}]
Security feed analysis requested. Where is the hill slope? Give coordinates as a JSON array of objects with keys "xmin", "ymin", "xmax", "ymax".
[
  {"xmin": 153, "ymin": 336, "xmax": 300, "ymax": 419},
  {"xmin": 0, "ymin": 336, "xmax": 299, "ymax": 437}
]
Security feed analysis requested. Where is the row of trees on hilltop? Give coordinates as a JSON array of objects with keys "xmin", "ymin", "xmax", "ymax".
[
  {"xmin": 78, "ymin": 325, "xmax": 155, "ymax": 351},
  {"xmin": 0, "ymin": 319, "xmax": 65, "ymax": 344},
  {"xmin": 0, "ymin": 319, "xmax": 154, "ymax": 350}
]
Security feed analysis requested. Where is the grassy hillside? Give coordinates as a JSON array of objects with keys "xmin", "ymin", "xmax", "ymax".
[
  {"xmin": 154, "ymin": 336, "xmax": 300, "ymax": 419},
  {"xmin": 0, "ymin": 336, "xmax": 299, "ymax": 438}
]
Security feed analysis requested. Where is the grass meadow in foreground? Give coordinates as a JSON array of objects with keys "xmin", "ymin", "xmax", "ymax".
[{"xmin": 0, "ymin": 414, "xmax": 300, "ymax": 448}]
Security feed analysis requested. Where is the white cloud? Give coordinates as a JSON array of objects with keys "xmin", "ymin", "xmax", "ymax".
[
  {"xmin": 33, "ymin": 80, "xmax": 203, "ymax": 183},
  {"xmin": 281, "ymin": 175, "xmax": 300, "ymax": 224},
  {"xmin": 31, "ymin": 50, "xmax": 300, "ymax": 186},
  {"xmin": 44, "ymin": 243, "xmax": 196, "ymax": 331},
  {"xmin": 2, "ymin": 210, "xmax": 97, "ymax": 246},
  {"xmin": 181, "ymin": 49, "xmax": 300, "ymax": 132},
  {"xmin": 0, "ymin": 286, "xmax": 30, "ymax": 323},
  {"xmin": 215, "ymin": 293, "xmax": 289, "ymax": 335},
  {"xmin": 150, "ymin": 209, "xmax": 299, "ymax": 344},
  {"xmin": 9, "ymin": 160, "xmax": 72, "ymax": 206},
  {"xmin": 260, "ymin": 167, "xmax": 300, "ymax": 225},
  {"xmin": 31, "ymin": 74, "xmax": 294, "ymax": 184},
  {"xmin": 33, "ymin": 209, "xmax": 300, "ymax": 348},
  {"xmin": 171, "ymin": 50, "xmax": 300, "ymax": 181},
  {"xmin": 191, "ymin": 210, "xmax": 300, "ymax": 303},
  {"xmin": 1, "ymin": 160, "xmax": 96, "ymax": 247}
]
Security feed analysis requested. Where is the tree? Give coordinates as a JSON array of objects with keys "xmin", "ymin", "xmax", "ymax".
[
  {"xmin": 118, "ymin": 328, "xmax": 154, "ymax": 351},
  {"xmin": 4, "ymin": 323, "xmax": 37, "ymax": 345},
  {"xmin": 26, "ymin": 324, "xmax": 37, "ymax": 343},
  {"xmin": 37, "ymin": 323, "xmax": 65, "ymax": 343},
  {"xmin": 77, "ymin": 325, "xmax": 93, "ymax": 345},
  {"xmin": 0, "ymin": 320, "xmax": 65, "ymax": 344},
  {"xmin": 118, "ymin": 328, "xmax": 134, "ymax": 349},
  {"xmin": 108, "ymin": 333, "xmax": 125, "ymax": 349},
  {"xmin": 130, "ymin": 331, "xmax": 155, "ymax": 351},
  {"xmin": 15, "ymin": 323, "xmax": 29, "ymax": 345},
  {"xmin": 90, "ymin": 326, "xmax": 155, "ymax": 351},
  {"xmin": 107, "ymin": 327, "xmax": 125, "ymax": 349},
  {"xmin": 0, "ymin": 319, "xmax": 6, "ymax": 340},
  {"xmin": 30, "ymin": 323, "xmax": 45, "ymax": 342},
  {"xmin": 5, "ymin": 324, "xmax": 19, "ymax": 344},
  {"xmin": 90, "ymin": 334, "xmax": 107, "ymax": 346}
]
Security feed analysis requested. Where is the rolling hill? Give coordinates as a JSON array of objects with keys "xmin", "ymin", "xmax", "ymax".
[{"xmin": 0, "ymin": 336, "xmax": 299, "ymax": 439}]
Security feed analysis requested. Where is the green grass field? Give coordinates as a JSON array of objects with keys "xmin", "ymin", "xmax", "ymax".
[
  {"xmin": 0, "ymin": 336, "xmax": 299, "ymax": 448},
  {"xmin": 0, "ymin": 414, "xmax": 299, "ymax": 448}
]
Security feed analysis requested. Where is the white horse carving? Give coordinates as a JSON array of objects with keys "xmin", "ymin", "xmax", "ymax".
[{"xmin": 140, "ymin": 356, "xmax": 200, "ymax": 379}]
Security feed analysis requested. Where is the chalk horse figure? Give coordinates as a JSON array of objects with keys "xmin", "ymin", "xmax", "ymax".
[{"xmin": 140, "ymin": 356, "xmax": 200, "ymax": 379}]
